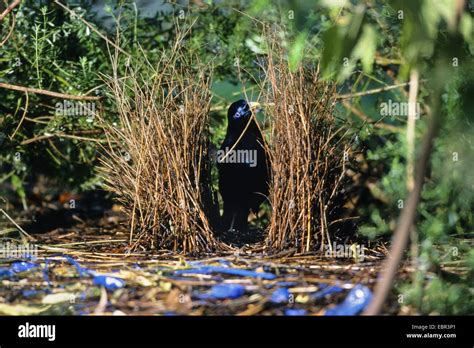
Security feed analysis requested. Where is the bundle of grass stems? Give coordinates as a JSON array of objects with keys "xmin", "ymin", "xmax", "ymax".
[
  {"xmin": 100, "ymin": 30, "xmax": 350, "ymax": 254},
  {"xmin": 260, "ymin": 36, "xmax": 350, "ymax": 254},
  {"xmin": 100, "ymin": 35, "xmax": 222, "ymax": 253}
]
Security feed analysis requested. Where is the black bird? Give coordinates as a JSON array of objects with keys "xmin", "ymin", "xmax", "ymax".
[{"xmin": 217, "ymin": 99, "xmax": 270, "ymax": 234}]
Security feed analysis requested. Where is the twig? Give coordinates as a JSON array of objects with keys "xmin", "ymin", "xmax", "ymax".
[
  {"xmin": 0, "ymin": 4, "xmax": 16, "ymax": 46},
  {"xmin": 93, "ymin": 286, "xmax": 108, "ymax": 315},
  {"xmin": 50, "ymin": 239, "xmax": 127, "ymax": 247},
  {"xmin": 0, "ymin": 82, "xmax": 100, "ymax": 100},
  {"xmin": 20, "ymin": 132, "xmax": 106, "ymax": 145},
  {"xmin": 341, "ymin": 99, "xmax": 402, "ymax": 132},
  {"xmin": 0, "ymin": 208, "xmax": 34, "ymax": 241},
  {"xmin": 0, "ymin": 0, "xmax": 20, "ymax": 21},
  {"xmin": 336, "ymin": 81, "xmax": 424, "ymax": 99},
  {"xmin": 406, "ymin": 70, "xmax": 419, "ymax": 191},
  {"xmin": 10, "ymin": 91, "xmax": 28, "ymax": 139}
]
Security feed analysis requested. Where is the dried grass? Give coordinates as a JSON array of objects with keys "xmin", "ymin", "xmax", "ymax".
[
  {"xmin": 99, "ymin": 29, "xmax": 351, "ymax": 254},
  {"xmin": 99, "ymin": 33, "xmax": 222, "ymax": 253},
  {"xmin": 261, "ymin": 35, "xmax": 350, "ymax": 253}
]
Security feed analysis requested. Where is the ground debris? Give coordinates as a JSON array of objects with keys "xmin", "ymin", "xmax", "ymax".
[{"xmin": 0, "ymin": 226, "xmax": 390, "ymax": 315}]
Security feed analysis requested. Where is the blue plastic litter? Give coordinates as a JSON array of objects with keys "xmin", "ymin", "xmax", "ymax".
[
  {"xmin": 175, "ymin": 266, "xmax": 276, "ymax": 280},
  {"xmin": 276, "ymin": 281, "xmax": 298, "ymax": 287},
  {"xmin": 197, "ymin": 284, "xmax": 246, "ymax": 300},
  {"xmin": 0, "ymin": 267, "xmax": 13, "ymax": 277},
  {"xmin": 22, "ymin": 289, "xmax": 40, "ymax": 297},
  {"xmin": 10, "ymin": 261, "xmax": 37, "ymax": 273},
  {"xmin": 271, "ymin": 288, "xmax": 290, "ymax": 303},
  {"xmin": 93, "ymin": 275, "xmax": 125, "ymax": 290},
  {"xmin": 313, "ymin": 285, "xmax": 344, "ymax": 299},
  {"xmin": 64, "ymin": 256, "xmax": 93, "ymax": 277},
  {"xmin": 41, "ymin": 259, "xmax": 52, "ymax": 287},
  {"xmin": 218, "ymin": 259, "xmax": 232, "ymax": 266},
  {"xmin": 325, "ymin": 284, "xmax": 373, "ymax": 316},
  {"xmin": 285, "ymin": 308, "xmax": 307, "ymax": 316}
]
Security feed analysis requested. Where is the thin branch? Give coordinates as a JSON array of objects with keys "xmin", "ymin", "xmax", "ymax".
[
  {"xmin": 0, "ymin": 208, "xmax": 34, "ymax": 241},
  {"xmin": 10, "ymin": 91, "xmax": 28, "ymax": 139},
  {"xmin": 406, "ymin": 70, "xmax": 419, "ymax": 191},
  {"xmin": 0, "ymin": 82, "xmax": 101, "ymax": 100},
  {"xmin": 0, "ymin": 0, "xmax": 20, "ymax": 21},
  {"xmin": 20, "ymin": 132, "xmax": 106, "ymax": 145},
  {"xmin": 341, "ymin": 99, "xmax": 402, "ymax": 132},
  {"xmin": 336, "ymin": 81, "xmax": 424, "ymax": 99},
  {"xmin": 0, "ymin": 5, "xmax": 16, "ymax": 46}
]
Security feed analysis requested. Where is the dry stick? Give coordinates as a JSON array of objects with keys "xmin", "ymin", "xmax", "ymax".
[
  {"xmin": 336, "ymin": 80, "xmax": 425, "ymax": 99},
  {"xmin": 54, "ymin": 0, "xmax": 131, "ymax": 58},
  {"xmin": 20, "ymin": 132, "xmax": 105, "ymax": 145},
  {"xmin": 0, "ymin": 208, "xmax": 34, "ymax": 241},
  {"xmin": 363, "ymin": 84, "xmax": 440, "ymax": 315},
  {"xmin": 0, "ymin": 5, "xmax": 15, "ymax": 46},
  {"xmin": 0, "ymin": 82, "xmax": 100, "ymax": 101},
  {"xmin": 406, "ymin": 70, "xmax": 419, "ymax": 191},
  {"xmin": 341, "ymin": 99, "xmax": 402, "ymax": 133},
  {"xmin": 406, "ymin": 70, "xmax": 420, "ymax": 274},
  {"xmin": 10, "ymin": 90, "xmax": 28, "ymax": 139},
  {"xmin": 0, "ymin": 0, "xmax": 20, "ymax": 21}
]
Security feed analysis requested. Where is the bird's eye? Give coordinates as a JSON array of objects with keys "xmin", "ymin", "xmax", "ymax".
[{"xmin": 232, "ymin": 103, "xmax": 250, "ymax": 119}]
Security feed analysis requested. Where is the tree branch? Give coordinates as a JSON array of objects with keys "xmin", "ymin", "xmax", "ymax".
[
  {"xmin": 0, "ymin": 82, "xmax": 100, "ymax": 100},
  {"xmin": 0, "ymin": 0, "xmax": 20, "ymax": 21}
]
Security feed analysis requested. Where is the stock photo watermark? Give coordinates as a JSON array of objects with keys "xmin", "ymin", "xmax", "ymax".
[
  {"xmin": 0, "ymin": 241, "xmax": 38, "ymax": 259},
  {"xmin": 324, "ymin": 242, "xmax": 365, "ymax": 262},
  {"xmin": 55, "ymin": 100, "xmax": 96, "ymax": 121},
  {"xmin": 380, "ymin": 99, "xmax": 421, "ymax": 119},
  {"xmin": 215, "ymin": 148, "xmax": 258, "ymax": 168}
]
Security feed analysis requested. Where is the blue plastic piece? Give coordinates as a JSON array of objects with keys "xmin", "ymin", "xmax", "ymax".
[
  {"xmin": 197, "ymin": 284, "xmax": 246, "ymax": 300},
  {"xmin": 270, "ymin": 288, "xmax": 290, "ymax": 303},
  {"xmin": 313, "ymin": 285, "xmax": 344, "ymax": 299},
  {"xmin": 325, "ymin": 284, "xmax": 373, "ymax": 316},
  {"xmin": 175, "ymin": 266, "xmax": 276, "ymax": 280},
  {"xmin": 285, "ymin": 308, "xmax": 307, "ymax": 316},
  {"xmin": 41, "ymin": 260, "xmax": 52, "ymax": 287},
  {"xmin": 0, "ymin": 267, "xmax": 13, "ymax": 277},
  {"xmin": 10, "ymin": 261, "xmax": 37, "ymax": 273},
  {"xmin": 93, "ymin": 275, "xmax": 125, "ymax": 290},
  {"xmin": 276, "ymin": 281, "xmax": 298, "ymax": 287},
  {"xmin": 22, "ymin": 289, "xmax": 40, "ymax": 297},
  {"xmin": 64, "ymin": 256, "xmax": 94, "ymax": 277}
]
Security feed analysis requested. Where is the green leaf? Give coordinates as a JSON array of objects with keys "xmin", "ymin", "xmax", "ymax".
[
  {"xmin": 11, "ymin": 174, "xmax": 26, "ymax": 201},
  {"xmin": 288, "ymin": 32, "xmax": 307, "ymax": 72},
  {"xmin": 352, "ymin": 24, "xmax": 377, "ymax": 74}
]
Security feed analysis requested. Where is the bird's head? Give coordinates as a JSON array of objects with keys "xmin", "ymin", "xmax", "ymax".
[{"xmin": 227, "ymin": 99, "xmax": 252, "ymax": 123}]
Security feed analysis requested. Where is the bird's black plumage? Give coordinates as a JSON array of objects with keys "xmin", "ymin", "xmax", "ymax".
[{"xmin": 217, "ymin": 99, "xmax": 270, "ymax": 233}]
